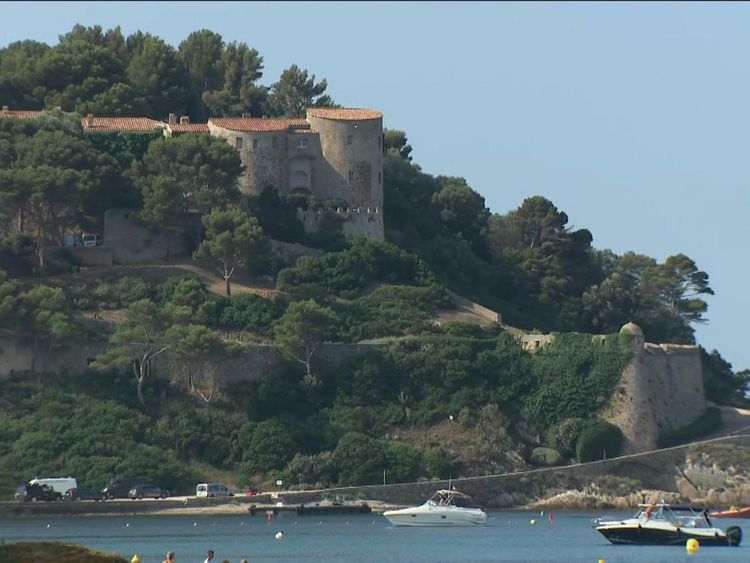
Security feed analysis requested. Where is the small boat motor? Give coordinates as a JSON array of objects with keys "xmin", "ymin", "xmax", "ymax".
[{"xmin": 726, "ymin": 526, "xmax": 742, "ymax": 546}]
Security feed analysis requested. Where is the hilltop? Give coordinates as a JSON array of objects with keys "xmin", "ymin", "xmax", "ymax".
[{"xmin": 0, "ymin": 24, "xmax": 748, "ymax": 499}]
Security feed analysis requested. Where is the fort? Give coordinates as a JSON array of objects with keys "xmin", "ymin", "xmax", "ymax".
[{"xmin": 1, "ymin": 105, "xmax": 385, "ymax": 240}]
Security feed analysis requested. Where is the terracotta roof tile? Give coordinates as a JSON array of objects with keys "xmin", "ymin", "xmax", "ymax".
[
  {"xmin": 0, "ymin": 108, "xmax": 43, "ymax": 119},
  {"xmin": 168, "ymin": 123, "xmax": 210, "ymax": 133},
  {"xmin": 209, "ymin": 117, "xmax": 309, "ymax": 132},
  {"xmin": 82, "ymin": 117, "xmax": 163, "ymax": 133},
  {"xmin": 306, "ymin": 108, "xmax": 382, "ymax": 121}
]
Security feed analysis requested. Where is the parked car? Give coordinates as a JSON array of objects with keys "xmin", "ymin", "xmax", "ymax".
[
  {"xmin": 15, "ymin": 483, "xmax": 61, "ymax": 502},
  {"xmin": 128, "ymin": 484, "xmax": 169, "ymax": 500},
  {"xmin": 196, "ymin": 483, "xmax": 233, "ymax": 498},
  {"xmin": 28, "ymin": 477, "xmax": 77, "ymax": 496},
  {"xmin": 102, "ymin": 477, "xmax": 150, "ymax": 500},
  {"xmin": 65, "ymin": 487, "xmax": 104, "ymax": 501}
]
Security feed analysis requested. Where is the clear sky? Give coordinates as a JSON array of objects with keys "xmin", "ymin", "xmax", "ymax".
[{"xmin": 3, "ymin": 2, "xmax": 749, "ymax": 371}]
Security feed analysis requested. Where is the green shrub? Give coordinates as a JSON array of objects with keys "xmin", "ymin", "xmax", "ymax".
[
  {"xmin": 530, "ymin": 446, "xmax": 562, "ymax": 466},
  {"xmin": 575, "ymin": 420, "xmax": 624, "ymax": 462},
  {"xmin": 545, "ymin": 417, "xmax": 587, "ymax": 458},
  {"xmin": 40, "ymin": 247, "xmax": 80, "ymax": 275},
  {"xmin": 217, "ymin": 293, "xmax": 286, "ymax": 334},
  {"xmin": 657, "ymin": 407, "xmax": 722, "ymax": 448}
]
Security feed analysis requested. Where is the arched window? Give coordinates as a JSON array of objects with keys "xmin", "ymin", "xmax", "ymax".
[{"xmin": 292, "ymin": 170, "xmax": 308, "ymax": 185}]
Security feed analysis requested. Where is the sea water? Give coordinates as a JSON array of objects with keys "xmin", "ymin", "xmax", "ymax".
[{"xmin": 1, "ymin": 511, "xmax": 749, "ymax": 562}]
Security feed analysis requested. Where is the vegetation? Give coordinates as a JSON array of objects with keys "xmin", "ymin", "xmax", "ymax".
[
  {"xmin": 657, "ymin": 407, "xmax": 722, "ymax": 448},
  {"xmin": 0, "ymin": 24, "xmax": 748, "ymax": 496},
  {"xmin": 0, "ymin": 542, "xmax": 127, "ymax": 563}
]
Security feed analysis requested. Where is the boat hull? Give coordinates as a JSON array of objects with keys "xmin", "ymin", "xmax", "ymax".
[
  {"xmin": 597, "ymin": 525, "xmax": 740, "ymax": 546},
  {"xmin": 383, "ymin": 507, "xmax": 487, "ymax": 527},
  {"xmin": 711, "ymin": 508, "xmax": 750, "ymax": 519}
]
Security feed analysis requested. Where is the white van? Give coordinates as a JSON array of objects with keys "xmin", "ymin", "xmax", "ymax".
[
  {"xmin": 196, "ymin": 483, "xmax": 232, "ymax": 498},
  {"xmin": 29, "ymin": 477, "xmax": 78, "ymax": 495}
]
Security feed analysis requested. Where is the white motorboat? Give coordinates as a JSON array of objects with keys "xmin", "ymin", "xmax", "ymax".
[
  {"xmin": 594, "ymin": 502, "xmax": 742, "ymax": 546},
  {"xmin": 383, "ymin": 489, "xmax": 487, "ymax": 527}
]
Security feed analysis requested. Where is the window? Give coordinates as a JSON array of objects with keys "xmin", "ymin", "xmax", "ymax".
[
  {"xmin": 235, "ymin": 137, "xmax": 243, "ymax": 148},
  {"xmin": 378, "ymin": 172, "xmax": 382, "ymax": 184},
  {"xmin": 347, "ymin": 135, "xmax": 353, "ymax": 146},
  {"xmin": 297, "ymin": 137, "xmax": 309, "ymax": 149},
  {"xmin": 292, "ymin": 170, "xmax": 308, "ymax": 185},
  {"xmin": 252, "ymin": 138, "xmax": 259, "ymax": 150},
  {"xmin": 272, "ymin": 137, "xmax": 278, "ymax": 149},
  {"xmin": 348, "ymin": 170, "xmax": 354, "ymax": 183}
]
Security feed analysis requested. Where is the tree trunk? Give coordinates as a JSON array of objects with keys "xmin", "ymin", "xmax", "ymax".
[
  {"xmin": 17, "ymin": 207, "xmax": 24, "ymax": 233},
  {"xmin": 225, "ymin": 276, "xmax": 231, "ymax": 296},
  {"xmin": 134, "ymin": 361, "xmax": 147, "ymax": 410}
]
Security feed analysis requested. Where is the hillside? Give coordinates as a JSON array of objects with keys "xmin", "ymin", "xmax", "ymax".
[{"xmin": 1, "ymin": 23, "xmax": 748, "ymax": 500}]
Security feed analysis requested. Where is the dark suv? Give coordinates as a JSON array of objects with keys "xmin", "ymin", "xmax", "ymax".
[
  {"xmin": 102, "ymin": 477, "xmax": 150, "ymax": 500},
  {"xmin": 15, "ymin": 483, "xmax": 61, "ymax": 502},
  {"xmin": 128, "ymin": 484, "xmax": 169, "ymax": 499}
]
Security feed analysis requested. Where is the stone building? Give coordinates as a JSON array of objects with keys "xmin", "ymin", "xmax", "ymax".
[
  {"xmin": 2, "ymin": 106, "xmax": 385, "ymax": 239},
  {"xmin": 207, "ymin": 107, "xmax": 385, "ymax": 240}
]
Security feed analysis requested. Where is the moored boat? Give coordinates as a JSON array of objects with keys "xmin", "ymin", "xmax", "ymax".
[
  {"xmin": 594, "ymin": 502, "xmax": 742, "ymax": 546},
  {"xmin": 383, "ymin": 489, "xmax": 487, "ymax": 527},
  {"xmin": 710, "ymin": 506, "xmax": 750, "ymax": 519}
]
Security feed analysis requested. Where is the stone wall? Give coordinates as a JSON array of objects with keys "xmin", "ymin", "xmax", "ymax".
[
  {"xmin": 605, "ymin": 333, "xmax": 706, "ymax": 454},
  {"xmin": 103, "ymin": 209, "xmax": 201, "ymax": 264},
  {"xmin": 68, "ymin": 245, "xmax": 114, "ymax": 267},
  {"xmin": 297, "ymin": 207, "xmax": 384, "ymax": 241},
  {"xmin": 0, "ymin": 338, "xmax": 108, "ymax": 379},
  {"xmin": 0, "ymin": 338, "xmax": 385, "ymax": 381}
]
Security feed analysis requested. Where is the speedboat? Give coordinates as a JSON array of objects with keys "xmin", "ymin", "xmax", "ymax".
[
  {"xmin": 710, "ymin": 506, "xmax": 750, "ymax": 519},
  {"xmin": 594, "ymin": 502, "xmax": 742, "ymax": 546},
  {"xmin": 383, "ymin": 489, "xmax": 487, "ymax": 527}
]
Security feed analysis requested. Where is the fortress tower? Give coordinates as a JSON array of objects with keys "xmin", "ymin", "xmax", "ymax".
[{"xmin": 208, "ymin": 107, "xmax": 384, "ymax": 240}]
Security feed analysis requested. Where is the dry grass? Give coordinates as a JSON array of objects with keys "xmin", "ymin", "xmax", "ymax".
[{"xmin": 0, "ymin": 542, "xmax": 127, "ymax": 563}]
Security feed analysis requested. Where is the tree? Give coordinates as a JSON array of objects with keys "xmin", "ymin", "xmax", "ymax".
[
  {"xmin": 267, "ymin": 65, "xmax": 333, "ymax": 117},
  {"xmin": 178, "ymin": 29, "xmax": 225, "ymax": 94},
  {"xmin": 14, "ymin": 285, "xmax": 79, "ymax": 372},
  {"xmin": 640, "ymin": 254, "xmax": 714, "ymax": 343},
  {"xmin": 273, "ymin": 299, "xmax": 339, "ymax": 386},
  {"xmin": 164, "ymin": 324, "xmax": 225, "ymax": 404},
  {"xmin": 383, "ymin": 129, "xmax": 413, "ymax": 161},
  {"xmin": 91, "ymin": 299, "xmax": 169, "ymax": 409},
  {"xmin": 127, "ymin": 35, "xmax": 192, "ymax": 118},
  {"xmin": 193, "ymin": 207, "xmax": 265, "ymax": 296},
  {"xmin": 131, "ymin": 134, "xmax": 243, "ymax": 223},
  {"xmin": 432, "ymin": 176, "xmax": 490, "ymax": 255}
]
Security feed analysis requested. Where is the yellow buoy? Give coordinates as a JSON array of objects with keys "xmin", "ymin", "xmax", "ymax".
[
  {"xmin": 530, "ymin": 519, "xmax": 536, "ymax": 525},
  {"xmin": 131, "ymin": 555, "xmax": 141, "ymax": 563},
  {"xmin": 686, "ymin": 538, "xmax": 699, "ymax": 554},
  {"xmin": 599, "ymin": 560, "xmax": 605, "ymax": 563}
]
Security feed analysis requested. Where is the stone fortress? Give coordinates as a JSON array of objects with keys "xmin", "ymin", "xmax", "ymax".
[{"xmin": 1, "ymin": 105, "xmax": 385, "ymax": 240}]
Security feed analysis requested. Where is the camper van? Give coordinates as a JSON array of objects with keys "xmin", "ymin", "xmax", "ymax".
[
  {"xmin": 28, "ymin": 477, "xmax": 78, "ymax": 496},
  {"xmin": 196, "ymin": 483, "xmax": 232, "ymax": 498}
]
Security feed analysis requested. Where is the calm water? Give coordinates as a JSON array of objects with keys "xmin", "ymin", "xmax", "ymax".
[{"xmin": 1, "ymin": 511, "xmax": 749, "ymax": 562}]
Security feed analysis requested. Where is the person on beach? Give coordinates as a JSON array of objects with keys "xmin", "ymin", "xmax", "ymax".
[
  {"xmin": 163, "ymin": 552, "xmax": 175, "ymax": 563},
  {"xmin": 203, "ymin": 550, "xmax": 214, "ymax": 563}
]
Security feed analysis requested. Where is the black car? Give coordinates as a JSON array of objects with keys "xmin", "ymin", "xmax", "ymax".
[
  {"xmin": 15, "ymin": 483, "xmax": 61, "ymax": 502},
  {"xmin": 65, "ymin": 487, "xmax": 104, "ymax": 501},
  {"xmin": 128, "ymin": 484, "xmax": 169, "ymax": 499},
  {"xmin": 102, "ymin": 477, "xmax": 150, "ymax": 500}
]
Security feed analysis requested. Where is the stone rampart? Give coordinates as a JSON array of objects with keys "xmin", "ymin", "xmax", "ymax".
[
  {"xmin": 297, "ymin": 207, "xmax": 384, "ymax": 240},
  {"xmin": 103, "ymin": 209, "xmax": 201, "ymax": 265}
]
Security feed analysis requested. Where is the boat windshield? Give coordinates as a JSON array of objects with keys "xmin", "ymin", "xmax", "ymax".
[
  {"xmin": 635, "ymin": 504, "xmax": 712, "ymax": 528},
  {"xmin": 427, "ymin": 490, "xmax": 482, "ymax": 509}
]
